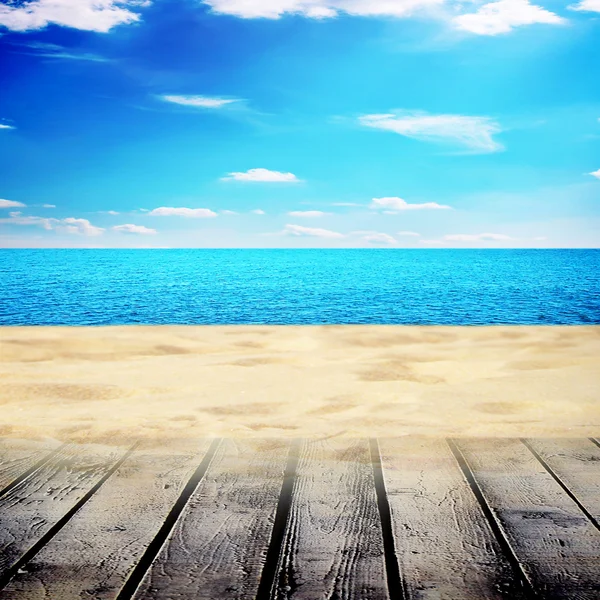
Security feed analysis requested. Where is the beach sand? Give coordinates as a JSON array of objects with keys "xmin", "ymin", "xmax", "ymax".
[{"xmin": 0, "ymin": 325, "xmax": 598, "ymax": 446}]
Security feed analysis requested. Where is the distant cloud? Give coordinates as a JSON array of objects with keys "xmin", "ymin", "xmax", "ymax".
[
  {"xmin": 251, "ymin": 209, "xmax": 266, "ymax": 214},
  {"xmin": 288, "ymin": 210, "xmax": 328, "ymax": 217},
  {"xmin": 359, "ymin": 111, "xmax": 503, "ymax": 153},
  {"xmin": 42, "ymin": 204, "xmax": 56, "ymax": 208},
  {"xmin": 589, "ymin": 169, "xmax": 600, "ymax": 179},
  {"xmin": 363, "ymin": 232, "xmax": 397, "ymax": 245},
  {"xmin": 0, "ymin": 0, "xmax": 146, "ymax": 33},
  {"xmin": 454, "ymin": 0, "xmax": 564, "ymax": 35},
  {"xmin": 283, "ymin": 224, "xmax": 344, "ymax": 239},
  {"xmin": 113, "ymin": 223, "xmax": 157, "ymax": 235},
  {"xmin": 149, "ymin": 207, "xmax": 217, "ymax": 218},
  {"xmin": 420, "ymin": 239, "xmax": 444, "ymax": 245},
  {"xmin": 161, "ymin": 95, "xmax": 240, "ymax": 109},
  {"xmin": 398, "ymin": 231, "xmax": 421, "ymax": 237},
  {"xmin": 222, "ymin": 168, "xmax": 301, "ymax": 183},
  {"xmin": 221, "ymin": 209, "xmax": 238, "ymax": 215},
  {"xmin": 444, "ymin": 233, "xmax": 512, "ymax": 241},
  {"xmin": 0, "ymin": 199, "xmax": 25, "ymax": 209},
  {"xmin": 10, "ymin": 41, "xmax": 108, "ymax": 61},
  {"xmin": 570, "ymin": 0, "xmax": 600, "ymax": 11},
  {"xmin": 371, "ymin": 197, "xmax": 451, "ymax": 211},
  {"xmin": 0, "ymin": 124, "xmax": 15, "ymax": 130},
  {"xmin": 2, "ymin": 213, "xmax": 104, "ymax": 236},
  {"xmin": 201, "ymin": 0, "xmax": 443, "ymax": 19}
]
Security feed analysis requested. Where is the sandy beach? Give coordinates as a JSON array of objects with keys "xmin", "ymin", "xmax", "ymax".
[{"xmin": 0, "ymin": 325, "xmax": 598, "ymax": 445}]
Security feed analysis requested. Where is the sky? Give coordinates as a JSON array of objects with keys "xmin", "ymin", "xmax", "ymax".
[{"xmin": 0, "ymin": 0, "xmax": 599, "ymax": 248}]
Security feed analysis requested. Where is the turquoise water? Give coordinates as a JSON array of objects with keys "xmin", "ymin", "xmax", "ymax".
[{"xmin": 0, "ymin": 249, "xmax": 598, "ymax": 325}]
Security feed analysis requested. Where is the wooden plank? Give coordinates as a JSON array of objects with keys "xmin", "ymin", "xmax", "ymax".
[
  {"xmin": 0, "ymin": 442, "xmax": 128, "ymax": 587},
  {"xmin": 271, "ymin": 438, "xmax": 388, "ymax": 600},
  {"xmin": 0, "ymin": 440, "xmax": 213, "ymax": 600},
  {"xmin": 456, "ymin": 438, "xmax": 600, "ymax": 599},
  {"xmin": 0, "ymin": 439, "xmax": 61, "ymax": 494},
  {"xmin": 379, "ymin": 437, "xmax": 526, "ymax": 599},
  {"xmin": 523, "ymin": 438, "xmax": 600, "ymax": 524},
  {"xmin": 133, "ymin": 438, "xmax": 290, "ymax": 600}
]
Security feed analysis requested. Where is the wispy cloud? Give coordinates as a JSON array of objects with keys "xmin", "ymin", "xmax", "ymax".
[
  {"xmin": 221, "ymin": 209, "xmax": 238, "ymax": 215},
  {"xmin": 2, "ymin": 213, "xmax": 105, "ymax": 236},
  {"xmin": 222, "ymin": 168, "xmax": 301, "ymax": 183},
  {"xmin": 371, "ymin": 197, "xmax": 451, "ymax": 211},
  {"xmin": 149, "ymin": 207, "xmax": 217, "ymax": 218},
  {"xmin": 201, "ymin": 0, "xmax": 443, "ymax": 19},
  {"xmin": 113, "ymin": 223, "xmax": 157, "ymax": 234},
  {"xmin": 283, "ymin": 224, "xmax": 344, "ymax": 239},
  {"xmin": 362, "ymin": 232, "xmax": 397, "ymax": 245},
  {"xmin": 42, "ymin": 204, "xmax": 56, "ymax": 208},
  {"xmin": 569, "ymin": 0, "xmax": 600, "ymax": 12},
  {"xmin": 0, "ymin": 0, "xmax": 146, "ymax": 33},
  {"xmin": 288, "ymin": 210, "xmax": 329, "ymax": 217},
  {"xmin": 0, "ymin": 124, "xmax": 15, "ymax": 130},
  {"xmin": 10, "ymin": 41, "xmax": 108, "ymax": 61},
  {"xmin": 161, "ymin": 95, "xmax": 240, "ymax": 109},
  {"xmin": 454, "ymin": 0, "xmax": 565, "ymax": 35},
  {"xmin": 589, "ymin": 169, "xmax": 600, "ymax": 179},
  {"xmin": 0, "ymin": 199, "xmax": 26, "ymax": 209},
  {"xmin": 251, "ymin": 209, "xmax": 266, "ymax": 214},
  {"xmin": 359, "ymin": 111, "xmax": 503, "ymax": 153},
  {"xmin": 398, "ymin": 231, "xmax": 421, "ymax": 237},
  {"xmin": 444, "ymin": 233, "xmax": 512, "ymax": 241}
]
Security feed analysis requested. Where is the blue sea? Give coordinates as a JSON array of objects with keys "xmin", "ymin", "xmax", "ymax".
[{"xmin": 0, "ymin": 249, "xmax": 598, "ymax": 326}]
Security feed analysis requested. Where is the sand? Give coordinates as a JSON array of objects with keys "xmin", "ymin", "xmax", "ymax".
[{"xmin": 0, "ymin": 325, "xmax": 598, "ymax": 445}]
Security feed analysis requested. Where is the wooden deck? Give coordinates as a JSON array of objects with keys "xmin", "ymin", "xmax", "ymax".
[{"xmin": 1, "ymin": 437, "xmax": 599, "ymax": 599}]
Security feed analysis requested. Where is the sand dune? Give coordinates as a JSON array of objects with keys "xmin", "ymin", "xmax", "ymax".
[{"xmin": 0, "ymin": 326, "xmax": 598, "ymax": 445}]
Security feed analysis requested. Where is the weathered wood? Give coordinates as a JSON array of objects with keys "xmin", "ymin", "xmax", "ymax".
[
  {"xmin": 134, "ymin": 438, "xmax": 291, "ymax": 600},
  {"xmin": 0, "ymin": 443, "xmax": 128, "ymax": 587},
  {"xmin": 271, "ymin": 438, "xmax": 388, "ymax": 600},
  {"xmin": 523, "ymin": 438, "xmax": 600, "ymax": 524},
  {"xmin": 0, "ymin": 439, "xmax": 61, "ymax": 494},
  {"xmin": 379, "ymin": 437, "xmax": 525, "ymax": 599},
  {"xmin": 455, "ymin": 438, "xmax": 600, "ymax": 599},
  {"xmin": 0, "ymin": 440, "xmax": 213, "ymax": 600}
]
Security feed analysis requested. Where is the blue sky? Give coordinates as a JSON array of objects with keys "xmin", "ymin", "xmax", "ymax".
[{"xmin": 0, "ymin": 0, "xmax": 599, "ymax": 248}]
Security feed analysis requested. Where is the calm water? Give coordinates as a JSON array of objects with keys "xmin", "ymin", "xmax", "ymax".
[{"xmin": 0, "ymin": 249, "xmax": 598, "ymax": 325}]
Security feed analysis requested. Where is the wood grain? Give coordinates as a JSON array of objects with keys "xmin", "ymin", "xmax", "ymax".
[
  {"xmin": 0, "ymin": 439, "xmax": 61, "ymax": 494},
  {"xmin": 0, "ymin": 443, "xmax": 127, "ymax": 586},
  {"xmin": 524, "ymin": 438, "xmax": 600, "ymax": 524},
  {"xmin": 271, "ymin": 438, "xmax": 388, "ymax": 600},
  {"xmin": 379, "ymin": 437, "xmax": 526, "ymax": 599},
  {"xmin": 134, "ymin": 438, "xmax": 290, "ymax": 600},
  {"xmin": 0, "ymin": 440, "xmax": 212, "ymax": 600},
  {"xmin": 456, "ymin": 438, "xmax": 600, "ymax": 599}
]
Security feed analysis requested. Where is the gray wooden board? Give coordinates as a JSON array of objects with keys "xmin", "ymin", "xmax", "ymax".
[
  {"xmin": 379, "ymin": 437, "xmax": 525, "ymax": 600},
  {"xmin": 0, "ymin": 439, "xmax": 61, "ymax": 494},
  {"xmin": 271, "ymin": 438, "xmax": 388, "ymax": 600},
  {"xmin": 0, "ymin": 442, "xmax": 127, "ymax": 585},
  {"xmin": 134, "ymin": 438, "xmax": 291, "ymax": 600},
  {"xmin": 456, "ymin": 438, "xmax": 600, "ymax": 599},
  {"xmin": 524, "ymin": 438, "xmax": 600, "ymax": 523},
  {"xmin": 0, "ymin": 440, "xmax": 213, "ymax": 600}
]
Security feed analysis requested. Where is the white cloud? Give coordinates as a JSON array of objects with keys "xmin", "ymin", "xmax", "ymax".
[
  {"xmin": 221, "ymin": 209, "xmax": 238, "ymax": 215},
  {"xmin": 222, "ymin": 168, "xmax": 300, "ymax": 183},
  {"xmin": 0, "ymin": 199, "xmax": 26, "ymax": 209},
  {"xmin": 570, "ymin": 0, "xmax": 600, "ymax": 11},
  {"xmin": 363, "ymin": 232, "xmax": 397, "ymax": 245},
  {"xmin": 113, "ymin": 223, "xmax": 157, "ymax": 235},
  {"xmin": 371, "ymin": 197, "xmax": 451, "ymax": 211},
  {"xmin": 444, "ymin": 233, "xmax": 512, "ymax": 241},
  {"xmin": 359, "ymin": 111, "xmax": 503, "ymax": 153},
  {"xmin": 0, "ymin": 0, "xmax": 146, "ymax": 33},
  {"xmin": 288, "ymin": 210, "xmax": 328, "ymax": 217},
  {"xmin": 251, "ymin": 209, "xmax": 266, "ymax": 214},
  {"xmin": 2, "ymin": 214, "xmax": 104, "ymax": 236},
  {"xmin": 0, "ymin": 124, "xmax": 15, "ymax": 130},
  {"xmin": 149, "ymin": 207, "xmax": 217, "ymax": 218},
  {"xmin": 398, "ymin": 231, "xmax": 421, "ymax": 237},
  {"xmin": 161, "ymin": 95, "xmax": 239, "ymax": 108},
  {"xmin": 42, "ymin": 204, "xmax": 56, "ymax": 208},
  {"xmin": 284, "ymin": 224, "xmax": 344, "ymax": 238},
  {"xmin": 201, "ymin": 0, "xmax": 443, "ymax": 19},
  {"xmin": 589, "ymin": 169, "xmax": 600, "ymax": 179},
  {"xmin": 454, "ymin": 0, "xmax": 564, "ymax": 35}
]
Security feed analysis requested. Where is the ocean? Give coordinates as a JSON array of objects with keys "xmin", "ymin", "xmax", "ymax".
[{"xmin": 0, "ymin": 249, "xmax": 598, "ymax": 326}]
